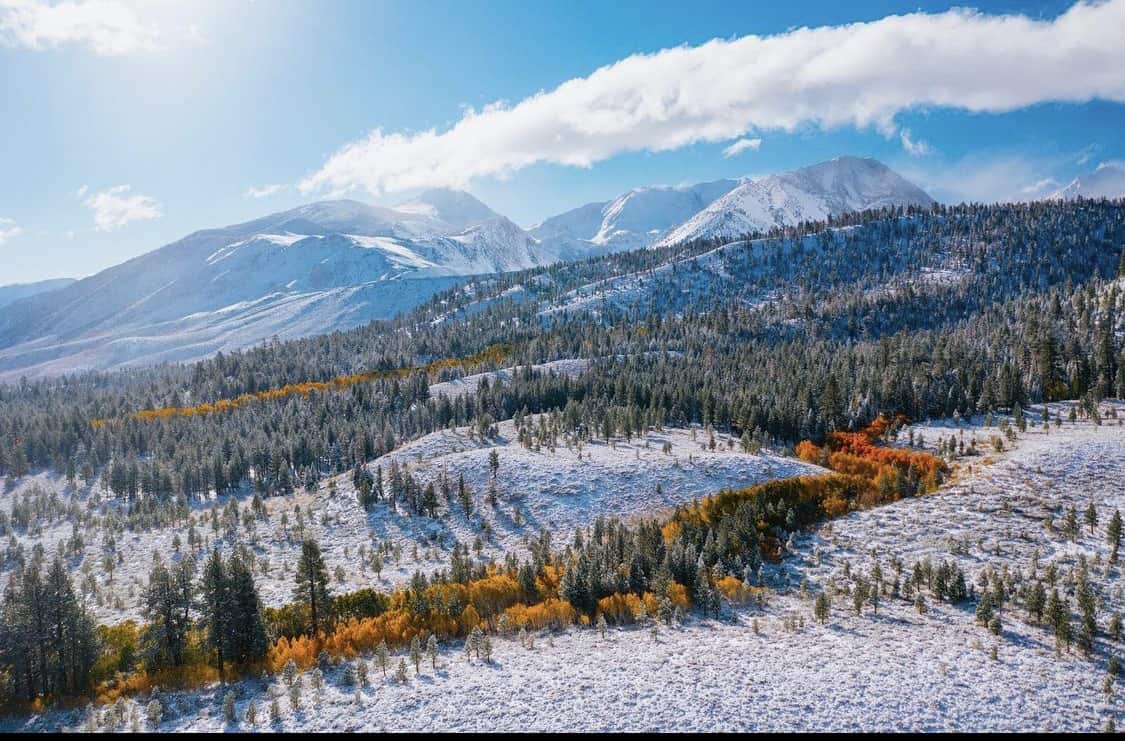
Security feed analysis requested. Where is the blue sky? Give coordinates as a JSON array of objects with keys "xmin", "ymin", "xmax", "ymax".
[{"xmin": 1, "ymin": 0, "xmax": 1124, "ymax": 284}]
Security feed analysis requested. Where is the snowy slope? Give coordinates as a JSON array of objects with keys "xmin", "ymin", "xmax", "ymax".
[
  {"xmin": 0, "ymin": 417, "xmax": 820, "ymax": 625},
  {"xmin": 531, "ymin": 179, "xmax": 739, "ymax": 257},
  {"xmin": 658, "ymin": 157, "xmax": 934, "ymax": 246},
  {"xmin": 8, "ymin": 401, "xmax": 1123, "ymax": 733},
  {"xmin": 395, "ymin": 187, "xmax": 505, "ymax": 231},
  {"xmin": 0, "ymin": 195, "xmax": 539, "ymax": 379},
  {"xmin": 1052, "ymin": 163, "xmax": 1125, "ymax": 200},
  {"xmin": 0, "ymin": 278, "xmax": 75, "ymax": 309},
  {"xmin": 0, "ymin": 159, "xmax": 934, "ymax": 379}
]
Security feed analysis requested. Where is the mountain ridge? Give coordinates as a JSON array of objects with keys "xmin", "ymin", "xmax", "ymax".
[{"xmin": 0, "ymin": 156, "xmax": 934, "ymax": 378}]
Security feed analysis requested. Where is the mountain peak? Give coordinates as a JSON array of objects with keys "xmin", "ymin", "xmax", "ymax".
[
  {"xmin": 1052, "ymin": 162, "xmax": 1125, "ymax": 200},
  {"xmin": 656, "ymin": 156, "xmax": 933, "ymax": 247},
  {"xmin": 395, "ymin": 188, "xmax": 500, "ymax": 230}
]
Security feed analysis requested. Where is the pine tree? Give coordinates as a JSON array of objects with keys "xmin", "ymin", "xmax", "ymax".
[
  {"xmin": 357, "ymin": 658, "xmax": 369, "ymax": 686},
  {"xmin": 201, "ymin": 549, "xmax": 231, "ymax": 676},
  {"xmin": 481, "ymin": 635, "xmax": 493, "ymax": 663},
  {"xmin": 426, "ymin": 634, "xmax": 439, "ymax": 670},
  {"xmin": 375, "ymin": 640, "xmax": 389, "ymax": 677},
  {"xmin": 289, "ymin": 678, "xmax": 302, "ymax": 710},
  {"xmin": 294, "ymin": 539, "xmax": 331, "ymax": 636},
  {"xmin": 146, "ymin": 699, "xmax": 163, "ymax": 729},
  {"xmin": 975, "ymin": 590, "xmax": 995, "ymax": 627},
  {"xmin": 0, "ymin": 557, "xmax": 99, "ymax": 703},
  {"xmin": 395, "ymin": 658, "xmax": 408, "ymax": 683},
  {"xmin": 410, "ymin": 635, "xmax": 423, "ymax": 674},
  {"xmin": 1108, "ymin": 510, "xmax": 1122, "ymax": 564},
  {"xmin": 222, "ymin": 690, "xmax": 237, "ymax": 723},
  {"xmin": 1064, "ymin": 506, "xmax": 1079, "ymax": 541},
  {"xmin": 1076, "ymin": 568, "xmax": 1098, "ymax": 657},
  {"xmin": 1085, "ymin": 502, "xmax": 1099, "ymax": 535},
  {"xmin": 227, "ymin": 553, "xmax": 269, "ymax": 665},
  {"xmin": 141, "ymin": 556, "xmax": 195, "ymax": 669},
  {"xmin": 1026, "ymin": 580, "xmax": 1047, "ymax": 624},
  {"xmin": 814, "ymin": 591, "xmax": 830, "ymax": 624},
  {"xmin": 852, "ymin": 578, "xmax": 868, "ymax": 616}
]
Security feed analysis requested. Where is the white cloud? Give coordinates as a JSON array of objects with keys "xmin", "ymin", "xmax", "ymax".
[
  {"xmin": 899, "ymin": 129, "xmax": 932, "ymax": 156},
  {"xmin": 722, "ymin": 138, "xmax": 762, "ymax": 158},
  {"xmin": 83, "ymin": 185, "xmax": 161, "ymax": 230},
  {"xmin": 301, "ymin": 0, "xmax": 1125, "ymax": 196},
  {"xmin": 75, "ymin": 184, "xmax": 87, "ymax": 197},
  {"xmin": 0, "ymin": 217, "xmax": 22, "ymax": 244},
  {"xmin": 243, "ymin": 183, "xmax": 287, "ymax": 199},
  {"xmin": 0, "ymin": 0, "xmax": 158, "ymax": 55}
]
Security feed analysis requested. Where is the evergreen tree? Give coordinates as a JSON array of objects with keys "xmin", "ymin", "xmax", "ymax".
[
  {"xmin": 410, "ymin": 635, "xmax": 423, "ymax": 675},
  {"xmin": 142, "ymin": 556, "xmax": 195, "ymax": 669},
  {"xmin": 227, "ymin": 553, "xmax": 269, "ymax": 665},
  {"xmin": 294, "ymin": 539, "xmax": 331, "ymax": 636},
  {"xmin": 0, "ymin": 557, "xmax": 99, "ymax": 702},
  {"xmin": 1108, "ymin": 510, "xmax": 1122, "ymax": 564},
  {"xmin": 1085, "ymin": 502, "xmax": 1099, "ymax": 535},
  {"xmin": 375, "ymin": 640, "xmax": 389, "ymax": 677},
  {"xmin": 814, "ymin": 591, "xmax": 830, "ymax": 625},
  {"xmin": 201, "ymin": 549, "xmax": 231, "ymax": 676},
  {"xmin": 426, "ymin": 634, "xmax": 439, "ymax": 670}
]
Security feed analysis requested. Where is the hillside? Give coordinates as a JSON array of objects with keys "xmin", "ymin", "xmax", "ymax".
[
  {"xmin": 0, "ymin": 157, "xmax": 933, "ymax": 379},
  {"xmin": 0, "ymin": 278, "xmax": 75, "ymax": 309},
  {"xmin": 5, "ymin": 402, "xmax": 1123, "ymax": 732},
  {"xmin": 0, "ymin": 200, "xmax": 1121, "ymax": 734}
]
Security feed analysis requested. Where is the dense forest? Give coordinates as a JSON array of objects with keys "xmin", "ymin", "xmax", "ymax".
[{"xmin": 0, "ymin": 200, "xmax": 1122, "ymax": 507}]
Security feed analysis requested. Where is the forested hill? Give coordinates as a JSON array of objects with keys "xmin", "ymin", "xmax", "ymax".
[{"xmin": 1, "ymin": 199, "xmax": 1123, "ymax": 500}]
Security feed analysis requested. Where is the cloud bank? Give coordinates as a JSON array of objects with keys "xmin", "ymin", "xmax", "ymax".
[
  {"xmin": 0, "ymin": 0, "xmax": 158, "ymax": 55},
  {"xmin": 301, "ymin": 0, "xmax": 1125, "ymax": 196},
  {"xmin": 84, "ymin": 185, "xmax": 161, "ymax": 230}
]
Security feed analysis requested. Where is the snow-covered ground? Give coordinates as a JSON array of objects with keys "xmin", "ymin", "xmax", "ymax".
[
  {"xmin": 0, "ymin": 421, "xmax": 816, "ymax": 624},
  {"xmin": 4, "ymin": 402, "xmax": 1123, "ymax": 732},
  {"xmin": 428, "ymin": 358, "xmax": 591, "ymax": 399}
]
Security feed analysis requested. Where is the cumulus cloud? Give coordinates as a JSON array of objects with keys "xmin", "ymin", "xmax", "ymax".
[
  {"xmin": 899, "ymin": 129, "xmax": 932, "ymax": 157},
  {"xmin": 0, "ymin": 217, "xmax": 22, "ymax": 245},
  {"xmin": 0, "ymin": 0, "xmax": 158, "ymax": 55},
  {"xmin": 300, "ymin": 1, "xmax": 1125, "ymax": 196},
  {"xmin": 722, "ymin": 137, "xmax": 762, "ymax": 158},
  {"xmin": 83, "ymin": 185, "xmax": 161, "ymax": 230},
  {"xmin": 243, "ymin": 183, "xmax": 287, "ymax": 199}
]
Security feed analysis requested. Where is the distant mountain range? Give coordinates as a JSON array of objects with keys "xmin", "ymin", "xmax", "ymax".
[
  {"xmin": 0, "ymin": 278, "xmax": 76, "ymax": 309},
  {"xmin": 0, "ymin": 156, "xmax": 934, "ymax": 379},
  {"xmin": 1052, "ymin": 163, "xmax": 1125, "ymax": 201}
]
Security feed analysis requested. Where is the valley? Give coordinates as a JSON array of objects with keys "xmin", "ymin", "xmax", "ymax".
[{"xmin": 3, "ymin": 402, "xmax": 1121, "ymax": 732}]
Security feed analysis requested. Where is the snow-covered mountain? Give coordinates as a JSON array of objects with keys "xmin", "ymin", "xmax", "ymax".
[
  {"xmin": 0, "ymin": 193, "xmax": 546, "ymax": 378},
  {"xmin": 657, "ymin": 157, "xmax": 934, "ymax": 247},
  {"xmin": 0, "ymin": 157, "xmax": 934, "ymax": 379},
  {"xmin": 0, "ymin": 278, "xmax": 75, "ymax": 309},
  {"xmin": 531, "ymin": 179, "xmax": 740, "ymax": 257},
  {"xmin": 1052, "ymin": 163, "xmax": 1125, "ymax": 200}
]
